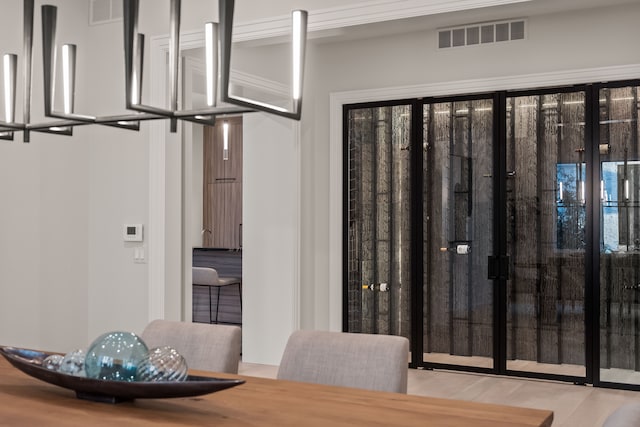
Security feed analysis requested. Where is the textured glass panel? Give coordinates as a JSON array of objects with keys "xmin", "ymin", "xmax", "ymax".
[
  {"xmin": 422, "ymin": 99, "xmax": 494, "ymax": 368},
  {"xmin": 599, "ymin": 86, "xmax": 640, "ymax": 385},
  {"xmin": 346, "ymin": 105, "xmax": 412, "ymax": 341},
  {"xmin": 505, "ymin": 91, "xmax": 586, "ymax": 377}
]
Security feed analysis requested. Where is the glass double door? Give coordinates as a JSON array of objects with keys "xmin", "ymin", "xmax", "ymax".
[
  {"xmin": 345, "ymin": 83, "xmax": 640, "ymax": 388},
  {"xmin": 421, "ymin": 91, "xmax": 587, "ymax": 378}
]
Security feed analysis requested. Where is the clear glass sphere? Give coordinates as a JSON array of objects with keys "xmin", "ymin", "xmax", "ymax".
[
  {"xmin": 84, "ymin": 331, "xmax": 149, "ymax": 382},
  {"xmin": 59, "ymin": 349, "xmax": 86, "ymax": 377},
  {"xmin": 136, "ymin": 346, "xmax": 188, "ymax": 382}
]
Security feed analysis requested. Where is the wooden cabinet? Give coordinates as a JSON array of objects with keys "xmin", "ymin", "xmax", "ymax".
[{"xmin": 203, "ymin": 116, "xmax": 243, "ymax": 249}]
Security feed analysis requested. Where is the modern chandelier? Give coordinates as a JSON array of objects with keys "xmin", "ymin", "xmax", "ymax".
[{"xmin": 0, "ymin": 0, "xmax": 308, "ymax": 142}]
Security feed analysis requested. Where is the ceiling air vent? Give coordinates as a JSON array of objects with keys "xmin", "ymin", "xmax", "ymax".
[
  {"xmin": 438, "ymin": 19, "xmax": 526, "ymax": 49},
  {"xmin": 89, "ymin": 0, "xmax": 123, "ymax": 25}
]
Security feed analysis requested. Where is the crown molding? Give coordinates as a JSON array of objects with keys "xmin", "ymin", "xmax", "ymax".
[{"xmin": 233, "ymin": 0, "xmax": 533, "ymax": 42}]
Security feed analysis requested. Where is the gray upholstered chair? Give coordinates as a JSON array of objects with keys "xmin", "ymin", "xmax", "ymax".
[
  {"xmin": 193, "ymin": 266, "xmax": 242, "ymax": 325},
  {"xmin": 277, "ymin": 330, "xmax": 409, "ymax": 393},
  {"xmin": 141, "ymin": 319, "xmax": 241, "ymax": 373},
  {"xmin": 603, "ymin": 403, "xmax": 640, "ymax": 427}
]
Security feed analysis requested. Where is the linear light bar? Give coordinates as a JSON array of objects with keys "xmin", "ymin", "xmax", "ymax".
[
  {"xmin": 205, "ymin": 22, "xmax": 218, "ymax": 108},
  {"xmin": 62, "ymin": 44, "xmax": 75, "ymax": 115},
  {"xmin": 625, "ymin": 179, "xmax": 630, "ymax": 201},
  {"xmin": 223, "ymin": 121, "xmax": 229, "ymax": 161},
  {"xmin": 292, "ymin": 10, "xmax": 304, "ymax": 101},
  {"xmin": 3, "ymin": 54, "xmax": 16, "ymax": 123}
]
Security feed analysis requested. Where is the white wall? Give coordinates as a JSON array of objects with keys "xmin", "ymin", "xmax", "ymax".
[
  {"xmin": 242, "ymin": 113, "xmax": 299, "ymax": 365},
  {"xmin": 0, "ymin": 0, "xmax": 94, "ymax": 352},
  {"xmin": 0, "ymin": 0, "xmax": 153, "ymax": 352},
  {"xmin": 191, "ymin": 125, "xmax": 204, "ymax": 248}
]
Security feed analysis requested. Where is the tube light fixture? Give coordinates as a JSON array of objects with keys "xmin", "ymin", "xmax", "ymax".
[
  {"xmin": 292, "ymin": 10, "xmax": 304, "ymax": 101},
  {"xmin": 62, "ymin": 44, "xmax": 75, "ymax": 115},
  {"xmin": 223, "ymin": 121, "xmax": 229, "ymax": 161},
  {"xmin": 600, "ymin": 180, "xmax": 604, "ymax": 201},
  {"xmin": 3, "ymin": 54, "xmax": 16, "ymax": 124},
  {"xmin": 559, "ymin": 182, "xmax": 563, "ymax": 202},
  {"xmin": 580, "ymin": 180, "xmax": 585, "ymax": 204},
  {"xmin": 625, "ymin": 179, "xmax": 630, "ymax": 201},
  {"xmin": 205, "ymin": 22, "xmax": 218, "ymax": 108}
]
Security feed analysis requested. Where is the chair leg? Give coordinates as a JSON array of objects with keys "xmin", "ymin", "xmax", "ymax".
[
  {"xmin": 209, "ymin": 285, "xmax": 214, "ymax": 324},
  {"xmin": 214, "ymin": 286, "xmax": 221, "ymax": 324}
]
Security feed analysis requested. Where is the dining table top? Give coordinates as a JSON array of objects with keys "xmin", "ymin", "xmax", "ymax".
[{"xmin": 0, "ymin": 356, "xmax": 553, "ymax": 426}]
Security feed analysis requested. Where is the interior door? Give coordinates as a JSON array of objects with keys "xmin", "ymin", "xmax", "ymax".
[
  {"xmin": 504, "ymin": 90, "xmax": 587, "ymax": 379},
  {"xmin": 421, "ymin": 97, "xmax": 495, "ymax": 369}
]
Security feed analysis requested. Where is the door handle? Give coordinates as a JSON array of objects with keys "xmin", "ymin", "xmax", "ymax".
[{"xmin": 488, "ymin": 256, "xmax": 509, "ymax": 280}]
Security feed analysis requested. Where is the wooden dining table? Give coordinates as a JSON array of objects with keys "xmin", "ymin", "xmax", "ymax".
[{"xmin": 0, "ymin": 356, "xmax": 553, "ymax": 426}]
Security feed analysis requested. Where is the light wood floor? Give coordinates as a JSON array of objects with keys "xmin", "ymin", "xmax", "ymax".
[{"xmin": 239, "ymin": 362, "xmax": 640, "ymax": 426}]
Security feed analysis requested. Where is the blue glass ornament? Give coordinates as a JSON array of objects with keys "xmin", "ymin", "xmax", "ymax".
[{"xmin": 84, "ymin": 331, "xmax": 148, "ymax": 382}]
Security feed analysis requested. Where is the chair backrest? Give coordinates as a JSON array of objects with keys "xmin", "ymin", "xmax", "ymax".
[
  {"xmin": 193, "ymin": 267, "xmax": 220, "ymax": 286},
  {"xmin": 141, "ymin": 319, "xmax": 241, "ymax": 374},
  {"xmin": 277, "ymin": 330, "xmax": 409, "ymax": 393},
  {"xmin": 603, "ymin": 403, "xmax": 640, "ymax": 427}
]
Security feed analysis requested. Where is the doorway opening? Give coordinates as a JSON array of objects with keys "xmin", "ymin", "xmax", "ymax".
[{"xmin": 193, "ymin": 116, "xmax": 243, "ymax": 326}]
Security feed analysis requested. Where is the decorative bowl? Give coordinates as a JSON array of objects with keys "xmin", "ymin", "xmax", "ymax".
[{"xmin": 0, "ymin": 346, "xmax": 244, "ymax": 403}]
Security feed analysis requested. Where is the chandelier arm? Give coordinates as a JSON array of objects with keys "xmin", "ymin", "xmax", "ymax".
[
  {"xmin": 39, "ymin": 2, "xmax": 168, "ymax": 133},
  {"xmin": 173, "ymin": 106, "xmax": 253, "ymax": 118},
  {"xmin": 27, "ymin": 119, "xmax": 88, "ymax": 130},
  {"xmin": 169, "ymin": 0, "xmax": 180, "ymax": 132},
  {"xmin": 0, "ymin": 131, "xmax": 14, "ymax": 141},
  {"xmin": 23, "ymin": 0, "xmax": 33, "ymax": 142},
  {"xmin": 123, "ymin": 0, "xmax": 139, "ymax": 109},
  {"xmin": 218, "ymin": 0, "xmax": 307, "ymax": 121},
  {"xmin": 218, "ymin": 0, "xmax": 233, "ymax": 114},
  {"xmin": 41, "ymin": 5, "xmax": 96, "ymax": 124},
  {"xmin": 41, "ymin": 5, "xmax": 56, "ymax": 119},
  {"xmin": 123, "ymin": 0, "xmax": 177, "ymax": 130},
  {"xmin": 95, "ymin": 112, "xmax": 168, "ymax": 131},
  {"xmin": 0, "ymin": 121, "xmax": 25, "ymax": 130}
]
